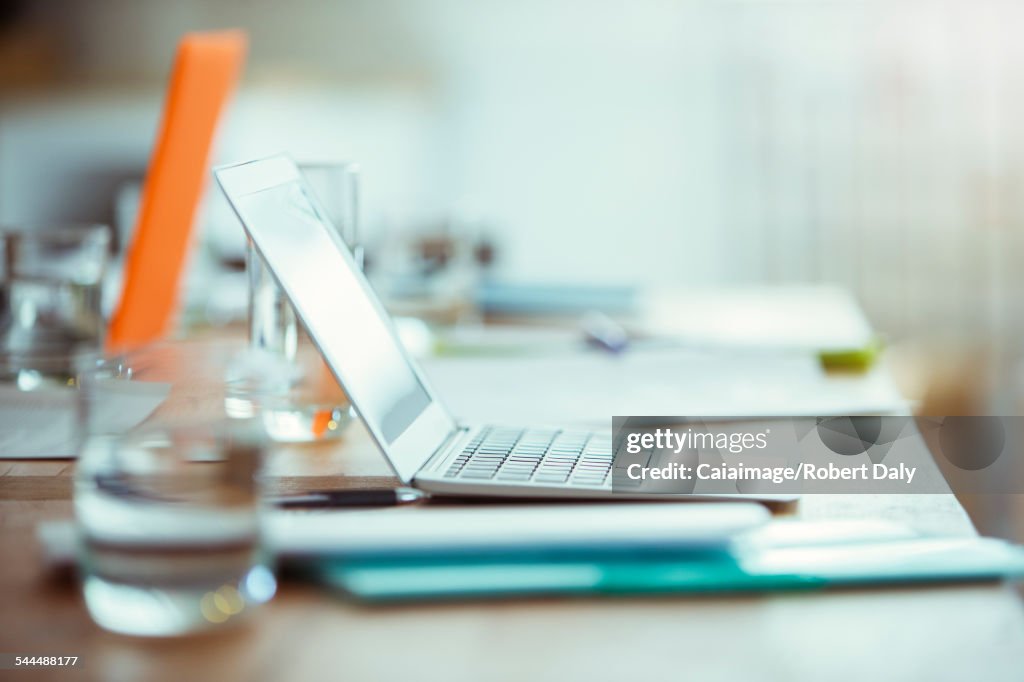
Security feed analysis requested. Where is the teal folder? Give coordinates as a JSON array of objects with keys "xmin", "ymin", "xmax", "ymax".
[{"xmin": 302, "ymin": 537, "xmax": 1024, "ymax": 602}]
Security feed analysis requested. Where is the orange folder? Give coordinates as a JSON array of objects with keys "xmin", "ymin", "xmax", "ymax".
[{"xmin": 107, "ymin": 30, "xmax": 247, "ymax": 351}]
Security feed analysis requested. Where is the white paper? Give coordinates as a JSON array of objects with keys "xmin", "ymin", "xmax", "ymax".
[
  {"xmin": 421, "ymin": 347, "xmax": 907, "ymax": 428},
  {"xmin": 0, "ymin": 381, "xmax": 170, "ymax": 458},
  {"xmin": 641, "ymin": 285, "xmax": 875, "ymax": 352},
  {"xmin": 37, "ymin": 503, "xmax": 769, "ymax": 567}
]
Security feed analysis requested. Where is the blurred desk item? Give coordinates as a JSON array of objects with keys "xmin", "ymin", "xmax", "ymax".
[
  {"xmin": 0, "ymin": 380, "xmax": 168, "ymax": 458},
  {"xmin": 0, "ymin": 224, "xmax": 111, "ymax": 387},
  {"xmin": 239, "ymin": 161, "xmax": 360, "ymax": 442},
  {"xmin": 268, "ymin": 486, "xmax": 425, "ymax": 509},
  {"xmin": 321, "ymin": 535, "xmax": 1024, "ymax": 602},
  {"xmin": 36, "ymin": 501, "xmax": 769, "ymax": 568},
  {"xmin": 421, "ymin": 346, "xmax": 906, "ymax": 428},
  {"xmin": 472, "ymin": 283, "xmax": 881, "ymax": 370},
  {"xmin": 476, "ymin": 281, "xmax": 638, "ymax": 317},
  {"xmin": 42, "ymin": 506, "xmax": 1022, "ymax": 602},
  {"xmin": 107, "ymin": 30, "xmax": 247, "ymax": 351},
  {"xmin": 75, "ymin": 417, "xmax": 275, "ymax": 637},
  {"xmin": 3, "ymin": 336, "xmax": 1024, "ymax": 680},
  {"xmin": 639, "ymin": 285, "xmax": 880, "ymax": 369}
]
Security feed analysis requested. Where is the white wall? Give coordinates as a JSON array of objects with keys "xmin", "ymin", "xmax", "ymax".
[
  {"xmin": 5, "ymin": 0, "xmax": 731, "ymax": 289},
  {"xmin": 5, "ymin": 0, "xmax": 1024, "ymax": 339}
]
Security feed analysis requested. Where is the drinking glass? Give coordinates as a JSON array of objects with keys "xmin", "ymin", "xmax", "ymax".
[
  {"xmin": 241, "ymin": 162, "xmax": 360, "ymax": 441},
  {"xmin": 75, "ymin": 364, "xmax": 276, "ymax": 637},
  {"xmin": 0, "ymin": 224, "xmax": 110, "ymax": 390}
]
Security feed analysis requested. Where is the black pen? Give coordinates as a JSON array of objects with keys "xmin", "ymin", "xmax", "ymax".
[{"xmin": 268, "ymin": 487, "xmax": 427, "ymax": 509}]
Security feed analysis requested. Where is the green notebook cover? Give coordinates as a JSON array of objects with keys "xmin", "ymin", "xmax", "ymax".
[{"xmin": 301, "ymin": 537, "xmax": 1024, "ymax": 602}]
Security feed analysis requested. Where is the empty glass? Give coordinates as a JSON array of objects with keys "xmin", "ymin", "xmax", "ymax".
[
  {"xmin": 0, "ymin": 224, "xmax": 110, "ymax": 389},
  {"xmin": 240, "ymin": 162, "xmax": 360, "ymax": 442}
]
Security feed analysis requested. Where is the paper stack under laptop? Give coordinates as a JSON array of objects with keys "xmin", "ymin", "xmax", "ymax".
[{"xmin": 38, "ymin": 503, "xmax": 1024, "ymax": 602}]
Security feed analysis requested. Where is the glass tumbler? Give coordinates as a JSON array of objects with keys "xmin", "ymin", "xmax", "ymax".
[
  {"xmin": 241, "ymin": 162, "xmax": 361, "ymax": 442},
  {"xmin": 75, "ymin": 367, "xmax": 276, "ymax": 637},
  {"xmin": 0, "ymin": 224, "xmax": 110, "ymax": 390}
]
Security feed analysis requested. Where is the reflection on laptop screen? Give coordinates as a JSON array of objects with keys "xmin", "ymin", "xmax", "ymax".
[{"xmin": 234, "ymin": 179, "xmax": 431, "ymax": 444}]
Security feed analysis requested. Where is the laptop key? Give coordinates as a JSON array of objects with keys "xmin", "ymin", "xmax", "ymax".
[
  {"xmin": 466, "ymin": 464, "xmax": 500, "ymax": 473},
  {"xmin": 497, "ymin": 473, "xmax": 533, "ymax": 481},
  {"xmin": 460, "ymin": 473, "xmax": 497, "ymax": 480},
  {"xmin": 537, "ymin": 464, "xmax": 573, "ymax": 472}
]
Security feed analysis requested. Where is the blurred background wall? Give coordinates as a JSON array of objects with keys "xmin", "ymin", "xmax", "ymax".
[{"xmin": 2, "ymin": 0, "xmax": 1023, "ymax": 342}]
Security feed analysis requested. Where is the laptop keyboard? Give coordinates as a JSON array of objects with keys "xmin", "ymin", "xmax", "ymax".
[{"xmin": 443, "ymin": 427, "xmax": 614, "ymax": 487}]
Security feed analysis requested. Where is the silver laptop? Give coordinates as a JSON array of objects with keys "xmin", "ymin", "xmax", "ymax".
[{"xmin": 216, "ymin": 155, "xmax": 790, "ymax": 502}]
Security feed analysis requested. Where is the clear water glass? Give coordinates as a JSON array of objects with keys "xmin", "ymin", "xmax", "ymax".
[
  {"xmin": 0, "ymin": 224, "xmax": 110, "ymax": 390},
  {"xmin": 75, "ymin": 370, "xmax": 276, "ymax": 636},
  {"xmin": 240, "ymin": 162, "xmax": 360, "ymax": 442}
]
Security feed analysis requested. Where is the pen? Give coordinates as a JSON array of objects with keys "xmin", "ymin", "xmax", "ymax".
[{"xmin": 269, "ymin": 487, "xmax": 427, "ymax": 509}]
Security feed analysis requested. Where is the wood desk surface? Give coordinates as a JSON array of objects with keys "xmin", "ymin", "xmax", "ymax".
[{"xmin": 2, "ymin": 338, "xmax": 1024, "ymax": 681}]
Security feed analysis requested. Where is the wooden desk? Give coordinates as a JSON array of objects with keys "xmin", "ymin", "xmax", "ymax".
[{"xmin": 3, "ymin": 339, "xmax": 1024, "ymax": 681}]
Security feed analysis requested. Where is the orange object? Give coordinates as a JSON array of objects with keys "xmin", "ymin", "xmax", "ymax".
[
  {"xmin": 311, "ymin": 409, "xmax": 333, "ymax": 439},
  {"xmin": 107, "ymin": 30, "xmax": 247, "ymax": 351}
]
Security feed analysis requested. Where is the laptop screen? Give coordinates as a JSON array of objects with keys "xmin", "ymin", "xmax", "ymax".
[{"xmin": 220, "ymin": 161, "xmax": 447, "ymax": 462}]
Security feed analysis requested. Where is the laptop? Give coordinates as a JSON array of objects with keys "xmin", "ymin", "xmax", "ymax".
[{"xmin": 216, "ymin": 155, "xmax": 792, "ymax": 502}]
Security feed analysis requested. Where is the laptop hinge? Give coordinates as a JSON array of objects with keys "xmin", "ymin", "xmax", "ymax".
[{"xmin": 420, "ymin": 426, "xmax": 470, "ymax": 474}]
